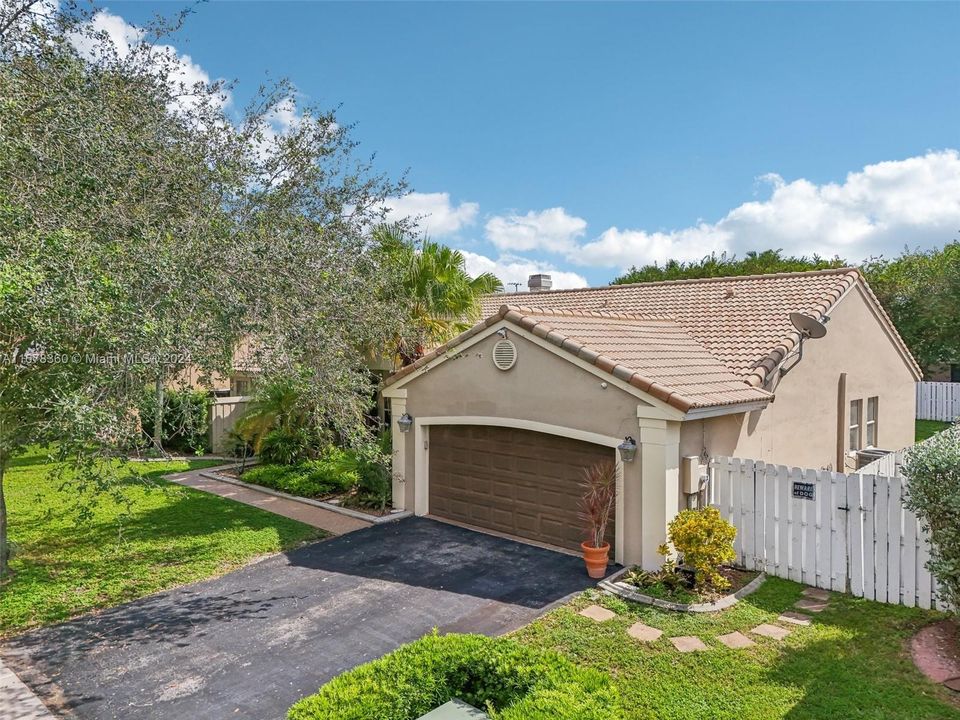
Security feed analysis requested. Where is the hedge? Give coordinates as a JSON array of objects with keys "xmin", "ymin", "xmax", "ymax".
[
  {"xmin": 903, "ymin": 423, "xmax": 960, "ymax": 611},
  {"xmin": 287, "ymin": 633, "xmax": 620, "ymax": 720}
]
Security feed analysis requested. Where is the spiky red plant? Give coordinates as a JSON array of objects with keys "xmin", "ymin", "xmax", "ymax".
[{"xmin": 579, "ymin": 460, "xmax": 617, "ymax": 549}]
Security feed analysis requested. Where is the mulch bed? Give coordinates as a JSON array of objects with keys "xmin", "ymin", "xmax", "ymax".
[{"xmin": 625, "ymin": 566, "xmax": 760, "ymax": 604}]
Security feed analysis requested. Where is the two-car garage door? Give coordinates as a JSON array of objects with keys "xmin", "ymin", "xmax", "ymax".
[{"xmin": 428, "ymin": 425, "xmax": 614, "ymax": 553}]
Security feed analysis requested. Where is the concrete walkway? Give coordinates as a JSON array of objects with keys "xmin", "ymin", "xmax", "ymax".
[
  {"xmin": 164, "ymin": 467, "xmax": 371, "ymax": 536},
  {"xmin": 0, "ymin": 660, "xmax": 54, "ymax": 720}
]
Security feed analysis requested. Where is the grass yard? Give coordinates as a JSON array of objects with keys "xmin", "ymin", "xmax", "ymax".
[
  {"xmin": 0, "ymin": 450, "xmax": 322, "ymax": 637},
  {"xmin": 917, "ymin": 419, "xmax": 953, "ymax": 442},
  {"xmin": 512, "ymin": 578, "xmax": 960, "ymax": 720}
]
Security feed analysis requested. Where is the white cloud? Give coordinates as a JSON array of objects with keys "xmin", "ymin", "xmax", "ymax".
[
  {"xmin": 461, "ymin": 251, "xmax": 589, "ymax": 291},
  {"xmin": 573, "ymin": 150, "xmax": 960, "ymax": 269},
  {"xmin": 485, "ymin": 207, "xmax": 587, "ymax": 253},
  {"xmin": 383, "ymin": 192, "xmax": 479, "ymax": 236},
  {"xmin": 69, "ymin": 10, "xmax": 231, "ymax": 114}
]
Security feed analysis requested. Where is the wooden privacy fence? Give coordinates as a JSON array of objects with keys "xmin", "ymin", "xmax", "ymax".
[
  {"xmin": 916, "ymin": 381, "xmax": 960, "ymax": 421},
  {"xmin": 209, "ymin": 396, "xmax": 249, "ymax": 454},
  {"xmin": 709, "ymin": 457, "xmax": 945, "ymax": 610}
]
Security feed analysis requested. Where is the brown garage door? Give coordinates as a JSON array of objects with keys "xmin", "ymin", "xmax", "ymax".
[{"xmin": 428, "ymin": 425, "xmax": 614, "ymax": 552}]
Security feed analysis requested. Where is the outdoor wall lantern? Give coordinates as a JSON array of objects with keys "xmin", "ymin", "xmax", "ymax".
[
  {"xmin": 397, "ymin": 413, "xmax": 414, "ymax": 433},
  {"xmin": 617, "ymin": 436, "xmax": 637, "ymax": 462}
]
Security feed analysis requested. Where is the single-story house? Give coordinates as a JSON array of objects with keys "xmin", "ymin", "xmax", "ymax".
[{"xmin": 382, "ymin": 268, "xmax": 921, "ymax": 569}]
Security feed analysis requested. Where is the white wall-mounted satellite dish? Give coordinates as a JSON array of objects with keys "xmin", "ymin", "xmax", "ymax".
[
  {"xmin": 778, "ymin": 313, "xmax": 828, "ymax": 380},
  {"xmin": 789, "ymin": 312, "xmax": 827, "ymax": 339}
]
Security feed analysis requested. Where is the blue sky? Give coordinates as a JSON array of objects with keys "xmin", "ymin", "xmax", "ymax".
[{"xmin": 105, "ymin": 2, "xmax": 960, "ymax": 288}]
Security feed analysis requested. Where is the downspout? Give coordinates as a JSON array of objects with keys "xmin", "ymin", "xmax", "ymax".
[{"xmin": 836, "ymin": 372, "xmax": 847, "ymax": 472}]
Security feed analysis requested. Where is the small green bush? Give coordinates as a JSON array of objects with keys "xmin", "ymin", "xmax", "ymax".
[
  {"xmin": 667, "ymin": 507, "xmax": 737, "ymax": 590},
  {"xmin": 138, "ymin": 388, "xmax": 210, "ymax": 453},
  {"xmin": 903, "ymin": 424, "xmax": 960, "ymax": 611},
  {"xmin": 287, "ymin": 632, "xmax": 619, "ymax": 720},
  {"xmin": 259, "ymin": 428, "xmax": 309, "ymax": 465}
]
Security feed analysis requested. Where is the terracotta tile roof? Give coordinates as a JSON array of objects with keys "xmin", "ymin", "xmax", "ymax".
[
  {"xmin": 383, "ymin": 304, "xmax": 772, "ymax": 412},
  {"xmin": 480, "ymin": 268, "xmax": 875, "ymax": 387},
  {"xmin": 385, "ymin": 268, "xmax": 919, "ymax": 412}
]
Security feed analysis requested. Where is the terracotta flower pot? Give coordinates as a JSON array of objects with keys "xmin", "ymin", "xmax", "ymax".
[{"xmin": 581, "ymin": 541, "xmax": 611, "ymax": 579}]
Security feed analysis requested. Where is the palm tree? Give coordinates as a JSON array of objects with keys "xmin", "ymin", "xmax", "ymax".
[
  {"xmin": 234, "ymin": 378, "xmax": 305, "ymax": 453},
  {"xmin": 375, "ymin": 225, "xmax": 503, "ymax": 365}
]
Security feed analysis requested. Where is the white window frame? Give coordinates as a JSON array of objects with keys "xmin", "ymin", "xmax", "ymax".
[
  {"xmin": 849, "ymin": 399, "xmax": 863, "ymax": 452},
  {"xmin": 866, "ymin": 396, "xmax": 878, "ymax": 448}
]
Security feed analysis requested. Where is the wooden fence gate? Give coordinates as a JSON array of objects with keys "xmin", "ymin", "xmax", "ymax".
[
  {"xmin": 916, "ymin": 381, "xmax": 960, "ymax": 422},
  {"xmin": 709, "ymin": 457, "xmax": 944, "ymax": 610}
]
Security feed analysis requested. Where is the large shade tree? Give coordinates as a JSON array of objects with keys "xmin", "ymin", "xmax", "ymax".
[
  {"xmin": 374, "ymin": 225, "xmax": 503, "ymax": 364},
  {"xmin": 0, "ymin": 2, "xmax": 406, "ymax": 578}
]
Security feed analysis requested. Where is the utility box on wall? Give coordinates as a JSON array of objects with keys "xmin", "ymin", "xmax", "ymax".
[{"xmin": 681, "ymin": 455, "xmax": 701, "ymax": 495}]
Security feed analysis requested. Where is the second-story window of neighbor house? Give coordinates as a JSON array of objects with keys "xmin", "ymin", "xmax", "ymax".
[
  {"xmin": 866, "ymin": 396, "xmax": 879, "ymax": 447},
  {"xmin": 849, "ymin": 399, "xmax": 863, "ymax": 451}
]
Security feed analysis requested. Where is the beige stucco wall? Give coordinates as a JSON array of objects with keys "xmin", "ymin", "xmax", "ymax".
[
  {"xmin": 680, "ymin": 285, "xmax": 918, "ymax": 471},
  {"xmin": 388, "ymin": 328, "xmax": 680, "ymax": 568}
]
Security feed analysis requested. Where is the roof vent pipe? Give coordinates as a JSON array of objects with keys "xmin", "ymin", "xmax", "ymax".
[{"xmin": 528, "ymin": 274, "xmax": 552, "ymax": 292}]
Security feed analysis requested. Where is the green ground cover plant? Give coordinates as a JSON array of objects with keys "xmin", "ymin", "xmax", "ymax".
[
  {"xmin": 0, "ymin": 452, "xmax": 320, "ymax": 636},
  {"xmin": 513, "ymin": 579, "xmax": 959, "ymax": 720}
]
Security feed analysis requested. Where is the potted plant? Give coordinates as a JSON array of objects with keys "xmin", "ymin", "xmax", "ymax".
[{"xmin": 579, "ymin": 460, "xmax": 617, "ymax": 578}]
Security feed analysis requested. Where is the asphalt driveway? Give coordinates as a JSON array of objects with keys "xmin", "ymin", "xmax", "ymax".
[{"xmin": 2, "ymin": 517, "xmax": 595, "ymax": 720}]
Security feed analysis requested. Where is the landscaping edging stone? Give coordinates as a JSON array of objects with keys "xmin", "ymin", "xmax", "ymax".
[
  {"xmin": 598, "ymin": 566, "xmax": 766, "ymax": 612},
  {"xmin": 199, "ymin": 464, "xmax": 413, "ymax": 525}
]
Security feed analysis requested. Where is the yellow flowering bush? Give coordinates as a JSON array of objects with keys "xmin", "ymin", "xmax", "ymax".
[{"xmin": 667, "ymin": 508, "xmax": 737, "ymax": 590}]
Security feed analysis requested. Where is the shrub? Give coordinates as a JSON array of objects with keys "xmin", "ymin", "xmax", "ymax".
[
  {"xmin": 259, "ymin": 428, "xmax": 309, "ymax": 465},
  {"xmin": 903, "ymin": 424, "xmax": 960, "ymax": 611},
  {"xmin": 667, "ymin": 507, "xmax": 737, "ymax": 590},
  {"xmin": 138, "ymin": 388, "xmax": 210, "ymax": 453},
  {"xmin": 241, "ymin": 462, "xmax": 354, "ymax": 499},
  {"xmin": 287, "ymin": 632, "xmax": 619, "ymax": 720}
]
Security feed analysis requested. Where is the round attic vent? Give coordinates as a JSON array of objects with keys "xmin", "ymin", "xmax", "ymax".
[{"xmin": 492, "ymin": 339, "xmax": 517, "ymax": 371}]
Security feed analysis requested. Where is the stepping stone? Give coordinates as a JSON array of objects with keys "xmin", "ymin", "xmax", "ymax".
[
  {"xmin": 627, "ymin": 621, "xmax": 663, "ymax": 642},
  {"xmin": 801, "ymin": 587, "xmax": 831, "ymax": 602},
  {"xmin": 717, "ymin": 631, "xmax": 756, "ymax": 649},
  {"xmin": 579, "ymin": 604, "xmax": 616, "ymax": 622},
  {"xmin": 944, "ymin": 677, "xmax": 960, "ymax": 693},
  {"xmin": 670, "ymin": 636, "xmax": 708, "ymax": 652},
  {"xmin": 778, "ymin": 611, "xmax": 813, "ymax": 626},
  {"xmin": 794, "ymin": 599, "xmax": 829, "ymax": 613},
  {"xmin": 751, "ymin": 623, "xmax": 791, "ymax": 641}
]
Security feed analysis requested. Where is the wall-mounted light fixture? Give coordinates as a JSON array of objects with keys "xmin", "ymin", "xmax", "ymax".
[
  {"xmin": 397, "ymin": 413, "xmax": 414, "ymax": 433},
  {"xmin": 617, "ymin": 436, "xmax": 637, "ymax": 462}
]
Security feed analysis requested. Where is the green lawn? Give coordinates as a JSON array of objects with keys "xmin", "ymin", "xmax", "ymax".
[
  {"xmin": 0, "ymin": 451, "xmax": 322, "ymax": 637},
  {"xmin": 512, "ymin": 579, "xmax": 960, "ymax": 720},
  {"xmin": 917, "ymin": 419, "xmax": 952, "ymax": 442}
]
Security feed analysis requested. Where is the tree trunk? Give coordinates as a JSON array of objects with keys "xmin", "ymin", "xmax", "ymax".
[
  {"xmin": 0, "ymin": 458, "xmax": 8, "ymax": 581},
  {"xmin": 154, "ymin": 375, "xmax": 164, "ymax": 451}
]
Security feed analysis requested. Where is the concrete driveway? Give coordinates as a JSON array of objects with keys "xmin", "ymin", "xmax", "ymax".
[{"xmin": 2, "ymin": 517, "xmax": 595, "ymax": 720}]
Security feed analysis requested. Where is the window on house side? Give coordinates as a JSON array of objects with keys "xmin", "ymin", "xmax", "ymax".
[
  {"xmin": 849, "ymin": 399, "xmax": 863, "ymax": 451},
  {"xmin": 866, "ymin": 396, "xmax": 878, "ymax": 447}
]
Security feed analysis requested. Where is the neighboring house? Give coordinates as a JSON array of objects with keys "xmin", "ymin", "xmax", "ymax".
[{"xmin": 381, "ymin": 268, "xmax": 920, "ymax": 570}]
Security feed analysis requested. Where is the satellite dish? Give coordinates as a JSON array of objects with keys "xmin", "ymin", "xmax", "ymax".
[{"xmin": 790, "ymin": 312, "xmax": 827, "ymax": 340}]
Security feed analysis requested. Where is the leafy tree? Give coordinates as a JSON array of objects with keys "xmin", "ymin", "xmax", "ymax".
[
  {"xmin": 374, "ymin": 225, "xmax": 503, "ymax": 364},
  {"xmin": 0, "ymin": 3, "xmax": 405, "ymax": 578},
  {"xmin": 612, "ymin": 249, "xmax": 847, "ymax": 285},
  {"xmin": 861, "ymin": 242, "xmax": 960, "ymax": 372}
]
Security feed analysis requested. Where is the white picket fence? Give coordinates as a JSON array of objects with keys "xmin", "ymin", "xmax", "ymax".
[
  {"xmin": 710, "ymin": 457, "xmax": 945, "ymax": 610},
  {"xmin": 916, "ymin": 381, "xmax": 960, "ymax": 421}
]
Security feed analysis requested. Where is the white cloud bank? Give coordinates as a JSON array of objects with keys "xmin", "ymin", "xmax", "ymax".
[
  {"xmin": 573, "ymin": 150, "xmax": 960, "ymax": 269},
  {"xmin": 382, "ymin": 192, "xmax": 479, "ymax": 236},
  {"xmin": 485, "ymin": 207, "xmax": 587, "ymax": 253},
  {"xmin": 461, "ymin": 251, "xmax": 589, "ymax": 291}
]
